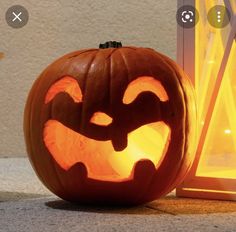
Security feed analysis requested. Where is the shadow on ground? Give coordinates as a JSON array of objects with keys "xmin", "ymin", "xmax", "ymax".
[
  {"xmin": 46, "ymin": 195, "xmax": 236, "ymax": 215},
  {"xmin": 0, "ymin": 191, "xmax": 48, "ymax": 202},
  {"xmin": 46, "ymin": 200, "xmax": 163, "ymax": 215}
]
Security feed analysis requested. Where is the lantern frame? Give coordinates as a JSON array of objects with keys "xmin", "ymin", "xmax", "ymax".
[{"xmin": 176, "ymin": 0, "xmax": 236, "ymax": 200}]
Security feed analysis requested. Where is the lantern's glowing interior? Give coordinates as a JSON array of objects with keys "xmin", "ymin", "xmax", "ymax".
[
  {"xmin": 193, "ymin": 0, "xmax": 236, "ymax": 179},
  {"xmin": 44, "ymin": 76, "xmax": 170, "ymax": 181}
]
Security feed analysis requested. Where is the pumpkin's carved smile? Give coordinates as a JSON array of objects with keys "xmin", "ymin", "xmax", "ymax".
[{"xmin": 43, "ymin": 76, "xmax": 171, "ymax": 180}]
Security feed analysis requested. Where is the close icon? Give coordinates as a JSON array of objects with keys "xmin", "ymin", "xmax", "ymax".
[
  {"xmin": 5, "ymin": 5, "xmax": 29, "ymax": 29},
  {"xmin": 176, "ymin": 5, "xmax": 199, "ymax": 28},
  {"xmin": 12, "ymin": 12, "xmax": 22, "ymax": 22}
]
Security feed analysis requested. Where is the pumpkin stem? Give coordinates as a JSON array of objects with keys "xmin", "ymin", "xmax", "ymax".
[{"xmin": 99, "ymin": 41, "xmax": 122, "ymax": 49}]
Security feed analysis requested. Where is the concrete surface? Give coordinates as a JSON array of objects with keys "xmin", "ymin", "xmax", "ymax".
[
  {"xmin": 0, "ymin": 0, "xmax": 176, "ymax": 157},
  {"xmin": 1, "ymin": 158, "xmax": 236, "ymax": 232}
]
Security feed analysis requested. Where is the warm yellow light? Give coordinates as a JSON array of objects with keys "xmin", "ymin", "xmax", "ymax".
[
  {"xmin": 44, "ymin": 120, "xmax": 170, "ymax": 181},
  {"xmin": 109, "ymin": 122, "xmax": 170, "ymax": 177},
  {"xmin": 207, "ymin": 60, "xmax": 215, "ymax": 64},
  {"xmin": 195, "ymin": 0, "xmax": 236, "ymax": 180},
  {"xmin": 177, "ymin": 0, "xmax": 236, "ymax": 201},
  {"xmin": 224, "ymin": 129, "xmax": 231, "ymax": 134},
  {"xmin": 90, "ymin": 112, "xmax": 113, "ymax": 126},
  {"xmin": 182, "ymin": 187, "xmax": 236, "ymax": 195},
  {"xmin": 123, "ymin": 76, "xmax": 169, "ymax": 104},
  {"xmin": 45, "ymin": 76, "xmax": 83, "ymax": 104}
]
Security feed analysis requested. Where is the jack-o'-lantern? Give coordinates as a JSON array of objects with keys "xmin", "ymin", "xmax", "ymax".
[{"xmin": 24, "ymin": 41, "xmax": 196, "ymax": 205}]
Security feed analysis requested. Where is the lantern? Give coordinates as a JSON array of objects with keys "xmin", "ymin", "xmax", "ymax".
[
  {"xmin": 177, "ymin": 0, "xmax": 236, "ymax": 200},
  {"xmin": 24, "ymin": 41, "xmax": 196, "ymax": 205}
]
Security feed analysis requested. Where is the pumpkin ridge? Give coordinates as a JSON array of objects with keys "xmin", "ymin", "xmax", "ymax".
[
  {"xmin": 115, "ymin": 49, "xmax": 130, "ymax": 116},
  {"xmin": 159, "ymin": 58, "xmax": 188, "ymax": 195},
  {"xmin": 132, "ymin": 48, "xmax": 186, "ymax": 201},
  {"xmin": 124, "ymin": 46, "xmax": 137, "ymax": 51},
  {"xmin": 27, "ymin": 57, "xmax": 77, "ymax": 194},
  {"xmin": 146, "ymin": 49, "xmax": 194, "ymax": 199},
  {"xmin": 163, "ymin": 64, "xmax": 187, "ymax": 196},
  {"xmin": 80, "ymin": 51, "xmax": 99, "ymax": 133},
  {"xmin": 108, "ymin": 49, "xmax": 112, "ymax": 126},
  {"xmin": 131, "ymin": 48, "xmax": 170, "ymax": 202},
  {"xmin": 164, "ymin": 61, "xmax": 196, "ymax": 190},
  {"xmin": 47, "ymin": 59, "xmax": 83, "ymax": 195},
  {"xmin": 117, "ymin": 48, "xmax": 131, "ymax": 83},
  {"xmin": 43, "ymin": 53, "xmax": 92, "ymax": 195},
  {"xmin": 106, "ymin": 48, "xmax": 120, "ymax": 60},
  {"xmin": 68, "ymin": 49, "xmax": 98, "ymax": 59}
]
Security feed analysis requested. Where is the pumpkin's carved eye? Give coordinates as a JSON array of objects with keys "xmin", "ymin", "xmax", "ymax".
[
  {"xmin": 45, "ymin": 76, "xmax": 82, "ymax": 104},
  {"xmin": 123, "ymin": 76, "xmax": 169, "ymax": 104},
  {"xmin": 90, "ymin": 112, "xmax": 113, "ymax": 126}
]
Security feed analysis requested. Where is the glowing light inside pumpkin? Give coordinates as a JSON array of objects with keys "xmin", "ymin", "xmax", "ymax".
[
  {"xmin": 44, "ymin": 120, "xmax": 170, "ymax": 180},
  {"xmin": 123, "ymin": 76, "xmax": 169, "ymax": 104},
  {"xmin": 45, "ymin": 76, "xmax": 82, "ymax": 104},
  {"xmin": 177, "ymin": 0, "xmax": 236, "ymax": 200},
  {"xmin": 44, "ymin": 75, "xmax": 170, "ymax": 181},
  {"xmin": 90, "ymin": 112, "xmax": 113, "ymax": 126}
]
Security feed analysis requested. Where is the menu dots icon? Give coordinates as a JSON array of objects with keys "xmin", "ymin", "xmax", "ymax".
[
  {"xmin": 217, "ymin": 11, "xmax": 221, "ymax": 23},
  {"xmin": 207, "ymin": 5, "xmax": 231, "ymax": 28}
]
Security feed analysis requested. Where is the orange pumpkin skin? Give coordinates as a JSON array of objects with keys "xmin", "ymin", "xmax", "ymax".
[{"xmin": 24, "ymin": 44, "xmax": 196, "ymax": 205}]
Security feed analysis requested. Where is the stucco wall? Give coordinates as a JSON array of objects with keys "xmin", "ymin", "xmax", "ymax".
[{"xmin": 0, "ymin": 0, "xmax": 177, "ymax": 157}]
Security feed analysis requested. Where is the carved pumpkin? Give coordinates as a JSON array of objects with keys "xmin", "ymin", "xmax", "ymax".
[{"xmin": 24, "ymin": 41, "xmax": 196, "ymax": 205}]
